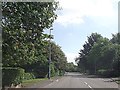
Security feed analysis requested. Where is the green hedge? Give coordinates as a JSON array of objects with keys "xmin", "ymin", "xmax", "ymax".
[
  {"xmin": 23, "ymin": 73, "xmax": 35, "ymax": 80},
  {"xmin": 58, "ymin": 70, "xmax": 65, "ymax": 76},
  {"xmin": 97, "ymin": 69, "xmax": 120, "ymax": 77},
  {"xmin": 97, "ymin": 69, "xmax": 107, "ymax": 75},
  {"xmin": 2, "ymin": 67, "xmax": 24, "ymax": 87}
]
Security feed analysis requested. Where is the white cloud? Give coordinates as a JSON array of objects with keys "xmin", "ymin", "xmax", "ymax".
[
  {"xmin": 65, "ymin": 52, "xmax": 78, "ymax": 65},
  {"xmin": 56, "ymin": 15, "xmax": 84, "ymax": 27},
  {"xmin": 55, "ymin": 0, "xmax": 118, "ymax": 26}
]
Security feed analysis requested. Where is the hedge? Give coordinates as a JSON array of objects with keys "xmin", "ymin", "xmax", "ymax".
[
  {"xmin": 2, "ymin": 67, "xmax": 24, "ymax": 87},
  {"xmin": 97, "ymin": 69, "xmax": 120, "ymax": 77},
  {"xmin": 23, "ymin": 73, "xmax": 35, "ymax": 80}
]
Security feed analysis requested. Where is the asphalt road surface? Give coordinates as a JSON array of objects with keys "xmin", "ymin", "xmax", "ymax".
[{"xmin": 42, "ymin": 72, "xmax": 119, "ymax": 89}]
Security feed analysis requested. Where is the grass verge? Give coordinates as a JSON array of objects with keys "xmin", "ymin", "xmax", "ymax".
[{"xmin": 21, "ymin": 78, "xmax": 48, "ymax": 87}]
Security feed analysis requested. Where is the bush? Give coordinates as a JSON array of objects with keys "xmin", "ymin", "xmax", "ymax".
[
  {"xmin": 58, "ymin": 70, "xmax": 65, "ymax": 76},
  {"xmin": 32, "ymin": 71, "xmax": 47, "ymax": 78},
  {"xmin": 23, "ymin": 73, "xmax": 35, "ymax": 80},
  {"xmin": 2, "ymin": 67, "xmax": 24, "ymax": 87},
  {"xmin": 97, "ymin": 69, "xmax": 120, "ymax": 77},
  {"xmin": 50, "ymin": 64, "xmax": 55, "ymax": 77},
  {"xmin": 26, "ymin": 61, "xmax": 48, "ymax": 78},
  {"xmin": 97, "ymin": 69, "xmax": 107, "ymax": 75}
]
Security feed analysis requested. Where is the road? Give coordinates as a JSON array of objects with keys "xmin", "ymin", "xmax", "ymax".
[{"xmin": 42, "ymin": 72, "xmax": 119, "ymax": 89}]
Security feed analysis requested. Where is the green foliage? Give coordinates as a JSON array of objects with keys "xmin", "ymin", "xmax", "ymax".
[
  {"xmin": 2, "ymin": 2, "xmax": 68, "ymax": 87},
  {"xmin": 66, "ymin": 62, "xmax": 78, "ymax": 72},
  {"xmin": 25, "ymin": 60, "xmax": 48, "ymax": 78},
  {"xmin": 2, "ymin": 67, "xmax": 24, "ymax": 87},
  {"xmin": 58, "ymin": 70, "xmax": 65, "ymax": 76},
  {"xmin": 97, "ymin": 69, "xmax": 119, "ymax": 77},
  {"xmin": 111, "ymin": 33, "xmax": 120, "ymax": 44},
  {"xmin": 87, "ymin": 38, "xmax": 114, "ymax": 73},
  {"xmin": 23, "ymin": 73, "xmax": 35, "ymax": 80},
  {"xmin": 2, "ymin": 2, "xmax": 58, "ymax": 67},
  {"xmin": 97, "ymin": 69, "xmax": 107, "ymax": 76},
  {"xmin": 76, "ymin": 32, "xmax": 120, "ymax": 77},
  {"xmin": 76, "ymin": 33, "xmax": 102, "ymax": 73},
  {"xmin": 50, "ymin": 63, "xmax": 56, "ymax": 77},
  {"xmin": 45, "ymin": 42, "xmax": 67, "ymax": 73}
]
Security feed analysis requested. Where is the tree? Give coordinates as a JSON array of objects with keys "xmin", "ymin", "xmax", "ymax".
[
  {"xmin": 87, "ymin": 37, "xmax": 115, "ymax": 74},
  {"xmin": 23, "ymin": 41, "xmax": 67, "ymax": 78},
  {"xmin": 110, "ymin": 33, "xmax": 120, "ymax": 76},
  {"xmin": 111, "ymin": 33, "xmax": 120, "ymax": 44},
  {"xmin": 76, "ymin": 32, "xmax": 120, "ymax": 76},
  {"xmin": 2, "ymin": 2, "xmax": 58, "ymax": 67},
  {"xmin": 76, "ymin": 33, "xmax": 102, "ymax": 73},
  {"xmin": 66, "ymin": 62, "xmax": 77, "ymax": 72},
  {"xmin": 46, "ymin": 42, "xmax": 67, "ymax": 73}
]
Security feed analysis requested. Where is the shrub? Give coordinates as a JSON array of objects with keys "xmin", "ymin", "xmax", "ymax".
[
  {"xmin": 58, "ymin": 70, "xmax": 65, "ymax": 76},
  {"xmin": 97, "ymin": 69, "xmax": 119, "ymax": 77},
  {"xmin": 2, "ymin": 67, "xmax": 24, "ymax": 87},
  {"xmin": 32, "ymin": 71, "xmax": 48, "ymax": 78},
  {"xmin": 97, "ymin": 69, "xmax": 107, "ymax": 75},
  {"xmin": 23, "ymin": 73, "xmax": 35, "ymax": 80},
  {"xmin": 26, "ymin": 61, "xmax": 48, "ymax": 78},
  {"xmin": 50, "ymin": 64, "xmax": 55, "ymax": 77}
]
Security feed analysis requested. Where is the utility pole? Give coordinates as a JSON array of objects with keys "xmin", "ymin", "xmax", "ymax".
[{"xmin": 48, "ymin": 28, "xmax": 53, "ymax": 79}]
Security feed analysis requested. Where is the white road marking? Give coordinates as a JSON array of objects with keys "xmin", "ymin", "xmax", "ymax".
[
  {"xmin": 84, "ymin": 82, "xmax": 94, "ymax": 90},
  {"xmin": 88, "ymin": 85, "xmax": 92, "ymax": 88},
  {"xmin": 84, "ymin": 82, "xmax": 88, "ymax": 85},
  {"xmin": 43, "ymin": 78, "xmax": 61, "ymax": 88},
  {"xmin": 56, "ymin": 79, "xmax": 59, "ymax": 82}
]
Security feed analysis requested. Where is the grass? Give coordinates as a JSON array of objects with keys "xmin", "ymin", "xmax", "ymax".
[
  {"xmin": 21, "ymin": 76, "xmax": 61, "ymax": 87},
  {"xmin": 21, "ymin": 78, "xmax": 48, "ymax": 87}
]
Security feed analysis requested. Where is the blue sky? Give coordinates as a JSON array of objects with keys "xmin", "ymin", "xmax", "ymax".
[{"xmin": 46, "ymin": 0, "xmax": 119, "ymax": 64}]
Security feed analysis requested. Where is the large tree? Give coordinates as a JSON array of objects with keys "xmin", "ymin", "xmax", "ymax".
[
  {"xmin": 76, "ymin": 32, "xmax": 120, "ymax": 76},
  {"xmin": 86, "ymin": 37, "xmax": 115, "ymax": 74},
  {"xmin": 110, "ymin": 33, "xmax": 120, "ymax": 75},
  {"xmin": 47, "ymin": 42, "xmax": 67, "ymax": 72},
  {"xmin": 2, "ymin": 2, "xmax": 58, "ymax": 67},
  {"xmin": 24, "ymin": 41, "xmax": 67, "ymax": 78},
  {"xmin": 76, "ymin": 33, "xmax": 102, "ymax": 73}
]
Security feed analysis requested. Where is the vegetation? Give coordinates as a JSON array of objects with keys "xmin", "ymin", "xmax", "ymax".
[
  {"xmin": 2, "ymin": 2, "xmax": 67, "ymax": 88},
  {"xmin": 2, "ymin": 1, "xmax": 119, "ymax": 88},
  {"xmin": 2, "ymin": 67, "xmax": 24, "ymax": 87},
  {"xmin": 76, "ymin": 33, "xmax": 120, "ymax": 77},
  {"xmin": 2, "ymin": 2, "xmax": 58, "ymax": 67},
  {"xmin": 21, "ymin": 78, "xmax": 47, "ymax": 87},
  {"xmin": 65, "ymin": 62, "xmax": 78, "ymax": 72}
]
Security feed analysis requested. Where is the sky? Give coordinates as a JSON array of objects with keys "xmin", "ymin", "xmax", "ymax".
[{"xmin": 46, "ymin": 0, "xmax": 119, "ymax": 65}]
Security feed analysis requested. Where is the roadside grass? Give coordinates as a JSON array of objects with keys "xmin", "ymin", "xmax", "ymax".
[
  {"xmin": 21, "ymin": 76, "xmax": 62, "ymax": 87},
  {"xmin": 21, "ymin": 78, "xmax": 48, "ymax": 87}
]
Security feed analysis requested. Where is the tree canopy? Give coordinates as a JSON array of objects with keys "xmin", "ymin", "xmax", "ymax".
[
  {"xmin": 2, "ymin": 2, "xmax": 58, "ymax": 66},
  {"xmin": 2, "ymin": 2, "xmax": 67, "ymax": 78},
  {"xmin": 76, "ymin": 33, "xmax": 120, "ymax": 77}
]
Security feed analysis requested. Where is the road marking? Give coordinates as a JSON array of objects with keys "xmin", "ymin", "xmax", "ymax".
[
  {"xmin": 56, "ymin": 79, "xmax": 59, "ymax": 82},
  {"xmin": 43, "ymin": 77, "xmax": 64, "ymax": 88},
  {"xmin": 88, "ymin": 85, "xmax": 92, "ymax": 88},
  {"xmin": 84, "ymin": 82, "xmax": 94, "ymax": 90},
  {"xmin": 84, "ymin": 82, "xmax": 88, "ymax": 85}
]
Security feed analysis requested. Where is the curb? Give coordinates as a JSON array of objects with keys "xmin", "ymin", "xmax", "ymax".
[{"xmin": 111, "ymin": 78, "xmax": 120, "ymax": 84}]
